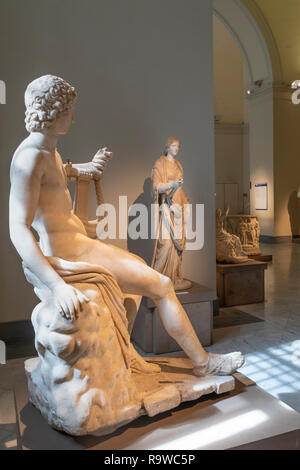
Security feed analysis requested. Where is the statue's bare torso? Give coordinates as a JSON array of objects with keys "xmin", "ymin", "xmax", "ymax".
[
  {"xmin": 12, "ymin": 141, "xmax": 89, "ymax": 259},
  {"xmin": 10, "ymin": 138, "xmax": 164, "ymax": 298}
]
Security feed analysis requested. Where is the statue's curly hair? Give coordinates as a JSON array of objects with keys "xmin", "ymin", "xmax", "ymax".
[{"xmin": 24, "ymin": 75, "xmax": 77, "ymax": 133}]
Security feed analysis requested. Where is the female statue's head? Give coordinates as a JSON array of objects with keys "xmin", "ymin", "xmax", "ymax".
[
  {"xmin": 164, "ymin": 137, "xmax": 180, "ymax": 157},
  {"xmin": 24, "ymin": 75, "xmax": 77, "ymax": 133}
]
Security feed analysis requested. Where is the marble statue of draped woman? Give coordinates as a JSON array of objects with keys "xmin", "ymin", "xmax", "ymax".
[{"xmin": 151, "ymin": 138, "xmax": 192, "ymax": 291}]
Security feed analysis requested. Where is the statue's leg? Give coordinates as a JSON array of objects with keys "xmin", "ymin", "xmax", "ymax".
[
  {"xmin": 82, "ymin": 241, "xmax": 245, "ymax": 375},
  {"xmin": 87, "ymin": 242, "xmax": 213, "ymax": 366},
  {"xmin": 121, "ymin": 258, "xmax": 245, "ymax": 375},
  {"xmin": 83, "ymin": 241, "xmax": 207, "ymax": 364}
]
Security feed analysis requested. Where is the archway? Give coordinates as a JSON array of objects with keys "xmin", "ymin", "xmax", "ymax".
[
  {"xmin": 213, "ymin": 0, "xmax": 282, "ymax": 87},
  {"xmin": 213, "ymin": 0, "xmax": 281, "ymax": 236}
]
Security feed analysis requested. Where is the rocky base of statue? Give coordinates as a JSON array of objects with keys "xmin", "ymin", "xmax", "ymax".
[
  {"xmin": 25, "ymin": 356, "xmax": 235, "ymax": 437},
  {"xmin": 174, "ymin": 279, "xmax": 193, "ymax": 291},
  {"xmin": 22, "ymin": 258, "xmax": 235, "ymax": 437}
]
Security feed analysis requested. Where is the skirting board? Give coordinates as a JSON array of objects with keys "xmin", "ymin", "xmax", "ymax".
[
  {"xmin": 260, "ymin": 236, "xmax": 296, "ymax": 244},
  {"xmin": 0, "ymin": 320, "xmax": 33, "ymax": 342}
]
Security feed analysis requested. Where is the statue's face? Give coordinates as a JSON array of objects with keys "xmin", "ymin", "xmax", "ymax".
[
  {"xmin": 168, "ymin": 141, "xmax": 180, "ymax": 157},
  {"xmin": 53, "ymin": 103, "xmax": 75, "ymax": 135}
]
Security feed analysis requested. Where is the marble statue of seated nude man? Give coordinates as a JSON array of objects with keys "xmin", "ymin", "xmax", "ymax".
[{"xmin": 9, "ymin": 75, "xmax": 244, "ymax": 378}]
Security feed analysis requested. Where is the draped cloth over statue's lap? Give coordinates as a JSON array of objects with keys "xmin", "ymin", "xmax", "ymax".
[{"xmin": 48, "ymin": 257, "xmax": 132, "ymax": 368}]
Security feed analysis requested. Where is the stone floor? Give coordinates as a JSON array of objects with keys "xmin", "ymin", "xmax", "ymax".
[
  {"xmin": 209, "ymin": 242, "xmax": 300, "ymax": 414},
  {"xmin": 0, "ymin": 357, "xmax": 27, "ymax": 450},
  {"xmin": 0, "ymin": 242, "xmax": 299, "ymax": 449}
]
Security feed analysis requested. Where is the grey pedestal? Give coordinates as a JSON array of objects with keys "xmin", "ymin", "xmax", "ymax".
[{"xmin": 131, "ymin": 283, "xmax": 216, "ymax": 354}]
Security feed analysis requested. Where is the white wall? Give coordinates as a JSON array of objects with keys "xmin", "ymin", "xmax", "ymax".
[
  {"xmin": 0, "ymin": 0, "xmax": 215, "ymax": 323},
  {"xmin": 213, "ymin": 14, "xmax": 249, "ymax": 215},
  {"xmin": 248, "ymin": 88, "xmax": 274, "ymax": 236}
]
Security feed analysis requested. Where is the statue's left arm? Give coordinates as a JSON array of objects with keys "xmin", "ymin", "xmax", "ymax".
[
  {"xmin": 152, "ymin": 160, "xmax": 183, "ymax": 195},
  {"xmin": 64, "ymin": 147, "xmax": 113, "ymax": 183}
]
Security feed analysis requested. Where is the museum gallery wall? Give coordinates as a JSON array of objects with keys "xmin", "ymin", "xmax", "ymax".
[{"xmin": 0, "ymin": 0, "xmax": 215, "ymax": 323}]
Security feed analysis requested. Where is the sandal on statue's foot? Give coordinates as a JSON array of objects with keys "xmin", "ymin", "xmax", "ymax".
[{"xmin": 193, "ymin": 352, "xmax": 245, "ymax": 377}]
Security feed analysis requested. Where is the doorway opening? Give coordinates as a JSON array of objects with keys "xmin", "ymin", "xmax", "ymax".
[{"xmin": 213, "ymin": 0, "xmax": 280, "ymax": 235}]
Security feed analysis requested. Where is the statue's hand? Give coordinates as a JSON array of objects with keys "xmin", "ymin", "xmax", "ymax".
[
  {"xmin": 52, "ymin": 282, "xmax": 90, "ymax": 321},
  {"xmin": 91, "ymin": 147, "xmax": 113, "ymax": 180},
  {"xmin": 73, "ymin": 147, "xmax": 113, "ymax": 181},
  {"xmin": 172, "ymin": 178, "xmax": 183, "ymax": 190}
]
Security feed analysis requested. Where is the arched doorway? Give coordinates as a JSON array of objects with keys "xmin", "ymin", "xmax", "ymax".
[{"xmin": 213, "ymin": 0, "xmax": 282, "ymax": 236}]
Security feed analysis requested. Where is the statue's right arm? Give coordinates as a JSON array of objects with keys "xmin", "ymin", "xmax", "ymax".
[
  {"xmin": 156, "ymin": 180, "xmax": 183, "ymax": 194},
  {"xmin": 9, "ymin": 150, "xmax": 89, "ymax": 320},
  {"xmin": 9, "ymin": 150, "xmax": 62, "ymax": 288},
  {"xmin": 156, "ymin": 182, "xmax": 173, "ymax": 194},
  {"xmin": 152, "ymin": 167, "xmax": 181, "ymax": 194}
]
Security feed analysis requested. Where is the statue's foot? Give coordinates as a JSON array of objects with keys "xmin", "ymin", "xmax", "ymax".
[
  {"xmin": 174, "ymin": 279, "xmax": 192, "ymax": 291},
  {"xmin": 193, "ymin": 352, "xmax": 245, "ymax": 377}
]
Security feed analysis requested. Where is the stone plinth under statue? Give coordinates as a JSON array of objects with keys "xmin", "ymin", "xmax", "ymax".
[
  {"xmin": 217, "ymin": 260, "xmax": 268, "ymax": 307},
  {"xmin": 225, "ymin": 214, "xmax": 272, "ymax": 262}
]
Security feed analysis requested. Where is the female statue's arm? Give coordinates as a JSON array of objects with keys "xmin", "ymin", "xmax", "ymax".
[
  {"xmin": 156, "ymin": 181, "xmax": 173, "ymax": 194},
  {"xmin": 152, "ymin": 167, "xmax": 183, "ymax": 194},
  {"xmin": 156, "ymin": 178, "xmax": 183, "ymax": 194}
]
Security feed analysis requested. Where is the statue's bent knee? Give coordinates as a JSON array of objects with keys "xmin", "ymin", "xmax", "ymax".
[{"xmin": 154, "ymin": 274, "xmax": 173, "ymax": 300}]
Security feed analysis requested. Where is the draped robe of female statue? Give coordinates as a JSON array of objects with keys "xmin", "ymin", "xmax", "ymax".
[{"xmin": 152, "ymin": 156, "xmax": 191, "ymax": 291}]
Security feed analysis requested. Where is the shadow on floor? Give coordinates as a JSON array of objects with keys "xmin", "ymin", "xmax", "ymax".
[
  {"xmin": 214, "ymin": 308, "xmax": 264, "ymax": 329},
  {"xmin": 0, "ymin": 423, "xmax": 17, "ymax": 450}
]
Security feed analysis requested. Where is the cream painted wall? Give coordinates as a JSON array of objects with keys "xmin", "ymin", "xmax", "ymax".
[
  {"xmin": 274, "ymin": 88, "xmax": 300, "ymax": 237},
  {"xmin": 255, "ymin": 0, "xmax": 300, "ymax": 84},
  {"xmin": 214, "ymin": 15, "xmax": 248, "ymax": 214},
  {"xmin": 213, "ymin": 15, "xmax": 245, "ymax": 124},
  {"xmin": 253, "ymin": 0, "xmax": 300, "ymax": 237},
  {"xmin": 0, "ymin": 0, "xmax": 215, "ymax": 323},
  {"xmin": 215, "ymin": 0, "xmax": 300, "ymax": 237},
  {"xmin": 215, "ymin": 123, "xmax": 246, "ymax": 213}
]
